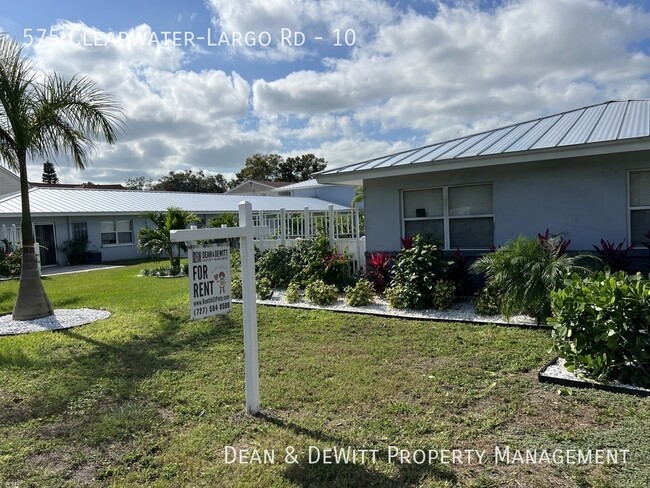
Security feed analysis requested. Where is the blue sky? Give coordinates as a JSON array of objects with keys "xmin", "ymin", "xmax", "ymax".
[{"xmin": 2, "ymin": 0, "xmax": 650, "ymax": 184}]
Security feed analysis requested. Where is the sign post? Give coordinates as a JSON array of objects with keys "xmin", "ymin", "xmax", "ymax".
[{"xmin": 170, "ymin": 201, "xmax": 269, "ymax": 414}]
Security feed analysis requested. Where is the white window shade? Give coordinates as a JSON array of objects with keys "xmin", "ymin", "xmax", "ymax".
[
  {"xmin": 449, "ymin": 184, "xmax": 493, "ymax": 216},
  {"xmin": 403, "ymin": 189, "xmax": 443, "ymax": 218},
  {"xmin": 630, "ymin": 170, "xmax": 650, "ymax": 207}
]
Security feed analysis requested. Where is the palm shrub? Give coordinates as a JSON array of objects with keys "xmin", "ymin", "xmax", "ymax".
[
  {"xmin": 138, "ymin": 207, "xmax": 200, "ymax": 270},
  {"xmin": 472, "ymin": 233, "xmax": 592, "ymax": 324},
  {"xmin": 386, "ymin": 234, "xmax": 453, "ymax": 309},
  {"xmin": 550, "ymin": 271, "xmax": 650, "ymax": 387}
]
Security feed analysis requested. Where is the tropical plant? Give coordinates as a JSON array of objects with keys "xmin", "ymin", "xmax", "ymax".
[
  {"xmin": 285, "ymin": 281, "xmax": 300, "ymax": 303},
  {"xmin": 304, "ymin": 279, "xmax": 339, "ymax": 305},
  {"xmin": 0, "ymin": 37, "xmax": 124, "ymax": 319},
  {"xmin": 138, "ymin": 207, "xmax": 200, "ymax": 269},
  {"xmin": 431, "ymin": 280, "xmax": 457, "ymax": 310},
  {"xmin": 593, "ymin": 238, "xmax": 630, "ymax": 272},
  {"xmin": 256, "ymin": 277, "xmax": 274, "ymax": 300},
  {"xmin": 471, "ymin": 233, "xmax": 592, "ymax": 324},
  {"xmin": 209, "ymin": 213, "xmax": 238, "ymax": 228},
  {"xmin": 550, "ymin": 271, "xmax": 650, "ymax": 387},
  {"xmin": 0, "ymin": 249, "xmax": 22, "ymax": 277},
  {"xmin": 365, "ymin": 252, "xmax": 392, "ymax": 293},
  {"xmin": 388, "ymin": 234, "xmax": 452, "ymax": 309},
  {"xmin": 344, "ymin": 279, "xmax": 375, "ymax": 306},
  {"xmin": 58, "ymin": 235, "xmax": 88, "ymax": 265}
]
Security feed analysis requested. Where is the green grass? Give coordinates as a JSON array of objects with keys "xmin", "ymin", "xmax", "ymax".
[{"xmin": 0, "ymin": 264, "xmax": 648, "ymax": 487}]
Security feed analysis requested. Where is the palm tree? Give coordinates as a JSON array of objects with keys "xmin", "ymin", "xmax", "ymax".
[
  {"xmin": 0, "ymin": 37, "xmax": 124, "ymax": 320},
  {"xmin": 138, "ymin": 207, "xmax": 200, "ymax": 269}
]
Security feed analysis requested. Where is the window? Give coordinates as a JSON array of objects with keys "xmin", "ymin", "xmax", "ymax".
[
  {"xmin": 101, "ymin": 220, "xmax": 133, "ymax": 246},
  {"xmin": 630, "ymin": 170, "xmax": 650, "ymax": 246},
  {"xmin": 72, "ymin": 222, "xmax": 88, "ymax": 240},
  {"xmin": 402, "ymin": 184, "xmax": 494, "ymax": 249}
]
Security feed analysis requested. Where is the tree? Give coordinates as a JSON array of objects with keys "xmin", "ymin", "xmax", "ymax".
[
  {"xmin": 150, "ymin": 169, "xmax": 227, "ymax": 193},
  {"xmin": 277, "ymin": 153, "xmax": 326, "ymax": 182},
  {"xmin": 124, "ymin": 175, "xmax": 152, "ymax": 190},
  {"xmin": 41, "ymin": 161, "xmax": 59, "ymax": 184},
  {"xmin": 232, "ymin": 153, "xmax": 327, "ymax": 186},
  {"xmin": 138, "ymin": 207, "xmax": 200, "ymax": 269},
  {"xmin": 0, "ymin": 37, "xmax": 123, "ymax": 320},
  {"xmin": 233, "ymin": 153, "xmax": 283, "ymax": 185}
]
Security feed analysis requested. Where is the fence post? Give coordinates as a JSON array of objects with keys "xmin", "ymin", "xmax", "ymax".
[
  {"xmin": 354, "ymin": 205, "xmax": 362, "ymax": 272},
  {"xmin": 328, "ymin": 204, "xmax": 335, "ymax": 246},
  {"xmin": 303, "ymin": 206, "xmax": 310, "ymax": 239},
  {"xmin": 280, "ymin": 208, "xmax": 286, "ymax": 246}
]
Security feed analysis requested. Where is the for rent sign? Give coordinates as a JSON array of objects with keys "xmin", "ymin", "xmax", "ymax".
[{"xmin": 188, "ymin": 243, "xmax": 231, "ymax": 319}]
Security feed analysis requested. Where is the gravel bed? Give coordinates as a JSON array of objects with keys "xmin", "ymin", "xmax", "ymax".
[
  {"xmin": 0, "ymin": 309, "xmax": 111, "ymax": 336},
  {"xmin": 540, "ymin": 357, "xmax": 650, "ymax": 394},
  {"xmin": 239, "ymin": 289, "xmax": 541, "ymax": 327}
]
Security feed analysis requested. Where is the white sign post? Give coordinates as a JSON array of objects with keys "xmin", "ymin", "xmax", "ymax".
[{"xmin": 170, "ymin": 201, "xmax": 269, "ymax": 414}]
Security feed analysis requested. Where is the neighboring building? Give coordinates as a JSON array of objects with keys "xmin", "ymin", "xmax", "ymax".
[
  {"xmin": 29, "ymin": 182, "xmax": 127, "ymax": 190},
  {"xmin": 0, "ymin": 166, "xmax": 20, "ymax": 196},
  {"xmin": 0, "ymin": 187, "xmax": 348, "ymax": 265},
  {"xmin": 271, "ymin": 179, "xmax": 359, "ymax": 208},
  {"xmin": 226, "ymin": 180, "xmax": 291, "ymax": 196},
  {"xmin": 316, "ymin": 99, "xmax": 650, "ymax": 259}
]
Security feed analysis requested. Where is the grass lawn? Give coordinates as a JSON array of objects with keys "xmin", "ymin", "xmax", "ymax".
[{"xmin": 0, "ymin": 264, "xmax": 648, "ymax": 487}]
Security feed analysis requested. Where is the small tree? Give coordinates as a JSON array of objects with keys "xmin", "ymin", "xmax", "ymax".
[
  {"xmin": 41, "ymin": 161, "xmax": 59, "ymax": 184},
  {"xmin": 138, "ymin": 207, "xmax": 200, "ymax": 269}
]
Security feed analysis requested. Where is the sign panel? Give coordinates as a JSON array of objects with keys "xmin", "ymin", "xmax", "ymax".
[{"xmin": 188, "ymin": 243, "xmax": 231, "ymax": 320}]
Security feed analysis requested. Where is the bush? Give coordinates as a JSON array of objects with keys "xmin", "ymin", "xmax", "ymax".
[
  {"xmin": 474, "ymin": 282, "xmax": 502, "ymax": 316},
  {"xmin": 257, "ymin": 245, "xmax": 301, "ymax": 288},
  {"xmin": 592, "ymin": 238, "xmax": 629, "ymax": 272},
  {"xmin": 304, "ymin": 279, "xmax": 339, "ymax": 305},
  {"xmin": 471, "ymin": 233, "xmax": 592, "ymax": 324},
  {"xmin": 550, "ymin": 271, "xmax": 650, "ymax": 387},
  {"xmin": 385, "ymin": 283, "xmax": 415, "ymax": 309},
  {"xmin": 344, "ymin": 279, "xmax": 375, "ymax": 307},
  {"xmin": 139, "ymin": 264, "xmax": 187, "ymax": 277},
  {"xmin": 431, "ymin": 280, "xmax": 456, "ymax": 310},
  {"xmin": 59, "ymin": 235, "xmax": 88, "ymax": 265},
  {"xmin": 231, "ymin": 274, "xmax": 242, "ymax": 299},
  {"xmin": 389, "ymin": 235, "xmax": 452, "ymax": 309},
  {"xmin": 285, "ymin": 282, "xmax": 300, "ymax": 303},
  {"xmin": 0, "ymin": 249, "xmax": 22, "ymax": 277},
  {"xmin": 447, "ymin": 249, "xmax": 471, "ymax": 296},
  {"xmin": 365, "ymin": 252, "xmax": 392, "ymax": 293},
  {"xmin": 256, "ymin": 277, "xmax": 274, "ymax": 300}
]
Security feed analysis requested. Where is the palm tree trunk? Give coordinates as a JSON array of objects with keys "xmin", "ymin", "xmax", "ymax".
[{"xmin": 12, "ymin": 156, "xmax": 54, "ymax": 320}]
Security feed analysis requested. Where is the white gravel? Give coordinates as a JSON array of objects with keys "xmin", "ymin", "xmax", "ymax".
[
  {"xmin": 0, "ymin": 309, "xmax": 111, "ymax": 336},
  {"xmin": 541, "ymin": 357, "xmax": 650, "ymax": 394},
  {"xmin": 241, "ymin": 289, "xmax": 540, "ymax": 327}
]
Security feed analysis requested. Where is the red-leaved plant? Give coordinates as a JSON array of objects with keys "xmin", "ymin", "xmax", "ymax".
[
  {"xmin": 593, "ymin": 238, "xmax": 630, "ymax": 272},
  {"xmin": 401, "ymin": 236, "xmax": 414, "ymax": 249},
  {"xmin": 538, "ymin": 228, "xmax": 571, "ymax": 256},
  {"xmin": 365, "ymin": 252, "xmax": 392, "ymax": 293}
]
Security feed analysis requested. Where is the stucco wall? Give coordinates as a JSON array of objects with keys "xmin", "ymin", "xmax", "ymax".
[{"xmin": 363, "ymin": 150, "xmax": 650, "ymax": 253}]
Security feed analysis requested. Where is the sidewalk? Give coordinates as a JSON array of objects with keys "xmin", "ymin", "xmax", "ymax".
[{"xmin": 40, "ymin": 264, "xmax": 124, "ymax": 276}]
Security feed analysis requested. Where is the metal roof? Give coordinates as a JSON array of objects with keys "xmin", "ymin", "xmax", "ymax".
[
  {"xmin": 0, "ymin": 188, "xmax": 349, "ymax": 217},
  {"xmin": 271, "ymin": 179, "xmax": 333, "ymax": 191},
  {"xmin": 317, "ymin": 99, "xmax": 650, "ymax": 183}
]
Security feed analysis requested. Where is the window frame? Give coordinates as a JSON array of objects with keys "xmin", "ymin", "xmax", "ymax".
[
  {"xmin": 100, "ymin": 219, "xmax": 134, "ymax": 247},
  {"xmin": 401, "ymin": 183, "xmax": 494, "ymax": 250},
  {"xmin": 71, "ymin": 222, "xmax": 88, "ymax": 240},
  {"xmin": 628, "ymin": 169, "xmax": 650, "ymax": 248}
]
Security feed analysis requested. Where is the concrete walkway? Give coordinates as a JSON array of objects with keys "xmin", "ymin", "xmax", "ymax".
[{"xmin": 40, "ymin": 264, "xmax": 124, "ymax": 276}]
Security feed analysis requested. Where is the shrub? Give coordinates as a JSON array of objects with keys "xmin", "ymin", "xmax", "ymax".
[
  {"xmin": 0, "ymin": 249, "xmax": 22, "ymax": 277},
  {"xmin": 389, "ymin": 234, "xmax": 452, "ymax": 309},
  {"xmin": 293, "ymin": 235, "xmax": 354, "ymax": 290},
  {"xmin": 592, "ymin": 238, "xmax": 629, "ymax": 272},
  {"xmin": 285, "ymin": 282, "xmax": 300, "ymax": 303},
  {"xmin": 472, "ymin": 233, "xmax": 592, "ymax": 324},
  {"xmin": 139, "ymin": 264, "xmax": 187, "ymax": 277},
  {"xmin": 385, "ymin": 283, "xmax": 413, "ymax": 309},
  {"xmin": 365, "ymin": 252, "xmax": 392, "ymax": 293},
  {"xmin": 344, "ymin": 279, "xmax": 375, "ymax": 306},
  {"xmin": 474, "ymin": 282, "xmax": 502, "ymax": 316},
  {"xmin": 257, "ymin": 245, "xmax": 301, "ymax": 288},
  {"xmin": 231, "ymin": 274, "xmax": 242, "ymax": 299},
  {"xmin": 431, "ymin": 280, "xmax": 456, "ymax": 310},
  {"xmin": 447, "ymin": 249, "xmax": 471, "ymax": 296},
  {"xmin": 550, "ymin": 271, "xmax": 650, "ymax": 387},
  {"xmin": 59, "ymin": 235, "xmax": 88, "ymax": 265},
  {"xmin": 304, "ymin": 279, "xmax": 339, "ymax": 305},
  {"xmin": 256, "ymin": 277, "xmax": 274, "ymax": 300}
]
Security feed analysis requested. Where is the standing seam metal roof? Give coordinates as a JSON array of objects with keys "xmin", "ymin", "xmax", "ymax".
[
  {"xmin": 0, "ymin": 188, "xmax": 349, "ymax": 216},
  {"xmin": 318, "ymin": 100, "xmax": 650, "ymax": 176}
]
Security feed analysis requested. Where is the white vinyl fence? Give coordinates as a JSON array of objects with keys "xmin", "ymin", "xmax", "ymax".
[
  {"xmin": 251, "ymin": 205, "xmax": 366, "ymax": 273},
  {"xmin": 0, "ymin": 224, "xmax": 21, "ymax": 252}
]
